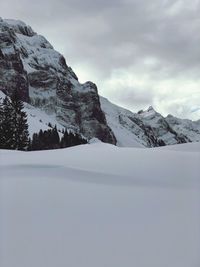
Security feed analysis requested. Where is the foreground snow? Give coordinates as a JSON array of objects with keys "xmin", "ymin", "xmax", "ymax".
[{"xmin": 0, "ymin": 143, "xmax": 200, "ymax": 267}]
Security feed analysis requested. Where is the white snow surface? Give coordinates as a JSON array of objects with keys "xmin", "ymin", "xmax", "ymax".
[
  {"xmin": 100, "ymin": 97, "xmax": 145, "ymax": 147},
  {"xmin": 24, "ymin": 103, "xmax": 64, "ymax": 137},
  {"xmin": 0, "ymin": 142, "xmax": 200, "ymax": 267}
]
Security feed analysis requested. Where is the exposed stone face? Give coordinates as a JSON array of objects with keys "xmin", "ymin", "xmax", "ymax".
[
  {"xmin": 0, "ymin": 24, "xmax": 29, "ymax": 101},
  {"xmin": 0, "ymin": 18, "xmax": 116, "ymax": 144}
]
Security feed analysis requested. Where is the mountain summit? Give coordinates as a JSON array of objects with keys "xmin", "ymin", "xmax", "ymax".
[{"xmin": 0, "ymin": 18, "xmax": 200, "ymax": 147}]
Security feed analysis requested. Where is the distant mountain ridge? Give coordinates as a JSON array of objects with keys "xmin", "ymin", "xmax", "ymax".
[
  {"xmin": 0, "ymin": 18, "xmax": 200, "ymax": 147},
  {"xmin": 100, "ymin": 97, "xmax": 200, "ymax": 147}
]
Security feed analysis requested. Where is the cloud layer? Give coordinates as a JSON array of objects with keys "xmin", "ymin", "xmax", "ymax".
[{"xmin": 1, "ymin": 0, "xmax": 200, "ymax": 119}]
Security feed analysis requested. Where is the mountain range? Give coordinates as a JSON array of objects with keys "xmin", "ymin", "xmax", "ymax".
[{"xmin": 1, "ymin": 17, "xmax": 200, "ymax": 147}]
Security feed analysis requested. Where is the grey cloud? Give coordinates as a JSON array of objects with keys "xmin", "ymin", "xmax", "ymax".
[
  {"xmin": 1, "ymin": 0, "xmax": 200, "ymax": 119},
  {"xmin": 107, "ymin": 86, "xmax": 154, "ymax": 111},
  {"xmin": 2, "ymin": 0, "xmax": 200, "ymax": 75}
]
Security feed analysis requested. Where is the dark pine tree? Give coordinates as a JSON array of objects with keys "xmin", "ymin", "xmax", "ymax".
[
  {"xmin": 0, "ymin": 96, "xmax": 15, "ymax": 149},
  {"xmin": 30, "ymin": 133, "xmax": 42, "ymax": 151},
  {"xmin": 51, "ymin": 126, "xmax": 60, "ymax": 149},
  {"xmin": 60, "ymin": 129, "xmax": 87, "ymax": 149},
  {"xmin": 10, "ymin": 89, "xmax": 29, "ymax": 150}
]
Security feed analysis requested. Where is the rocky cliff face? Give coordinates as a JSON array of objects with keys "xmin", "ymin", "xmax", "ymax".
[
  {"xmin": 0, "ymin": 18, "xmax": 116, "ymax": 144},
  {"xmin": 0, "ymin": 19, "xmax": 29, "ymax": 101},
  {"xmin": 165, "ymin": 115, "xmax": 200, "ymax": 143},
  {"xmin": 0, "ymin": 18, "xmax": 199, "ymax": 147}
]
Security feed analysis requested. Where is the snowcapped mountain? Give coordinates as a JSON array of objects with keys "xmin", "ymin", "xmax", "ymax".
[
  {"xmin": 100, "ymin": 97, "xmax": 200, "ymax": 147},
  {"xmin": 0, "ymin": 18, "xmax": 116, "ymax": 144},
  {"xmin": 0, "ymin": 18, "xmax": 200, "ymax": 147}
]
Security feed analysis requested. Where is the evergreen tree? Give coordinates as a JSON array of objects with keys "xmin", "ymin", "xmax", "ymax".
[
  {"xmin": 10, "ymin": 89, "xmax": 29, "ymax": 150},
  {"xmin": 0, "ymin": 96, "xmax": 15, "ymax": 149},
  {"xmin": 0, "ymin": 90, "xmax": 29, "ymax": 150},
  {"xmin": 60, "ymin": 129, "xmax": 87, "ymax": 149},
  {"xmin": 30, "ymin": 133, "xmax": 41, "ymax": 151},
  {"xmin": 51, "ymin": 126, "xmax": 60, "ymax": 149},
  {"xmin": 28, "ymin": 127, "xmax": 87, "ymax": 151}
]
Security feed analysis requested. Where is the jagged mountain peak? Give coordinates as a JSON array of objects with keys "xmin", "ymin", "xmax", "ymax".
[
  {"xmin": 147, "ymin": 105, "xmax": 155, "ymax": 112},
  {"xmin": 0, "ymin": 18, "xmax": 35, "ymax": 37},
  {"xmin": 137, "ymin": 105, "xmax": 159, "ymax": 120}
]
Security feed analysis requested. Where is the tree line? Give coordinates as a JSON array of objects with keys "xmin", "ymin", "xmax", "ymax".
[
  {"xmin": 30, "ymin": 127, "xmax": 87, "ymax": 151},
  {"xmin": 0, "ymin": 90, "xmax": 29, "ymax": 150},
  {"xmin": 0, "ymin": 90, "xmax": 87, "ymax": 151}
]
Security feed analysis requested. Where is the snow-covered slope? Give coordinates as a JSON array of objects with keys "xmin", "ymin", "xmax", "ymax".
[
  {"xmin": 24, "ymin": 103, "xmax": 64, "ymax": 136},
  {"xmin": 100, "ymin": 96, "xmax": 200, "ymax": 147},
  {"xmin": 100, "ymin": 97, "xmax": 145, "ymax": 147},
  {"xmin": 1, "ymin": 143, "xmax": 200, "ymax": 267}
]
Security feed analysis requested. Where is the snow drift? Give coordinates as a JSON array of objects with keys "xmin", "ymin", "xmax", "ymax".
[{"xmin": 0, "ymin": 142, "xmax": 200, "ymax": 267}]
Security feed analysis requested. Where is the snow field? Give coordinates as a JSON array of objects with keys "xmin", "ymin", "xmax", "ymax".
[{"xmin": 0, "ymin": 142, "xmax": 200, "ymax": 267}]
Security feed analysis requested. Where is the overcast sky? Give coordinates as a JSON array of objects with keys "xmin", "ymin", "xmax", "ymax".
[{"xmin": 1, "ymin": 0, "xmax": 200, "ymax": 120}]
